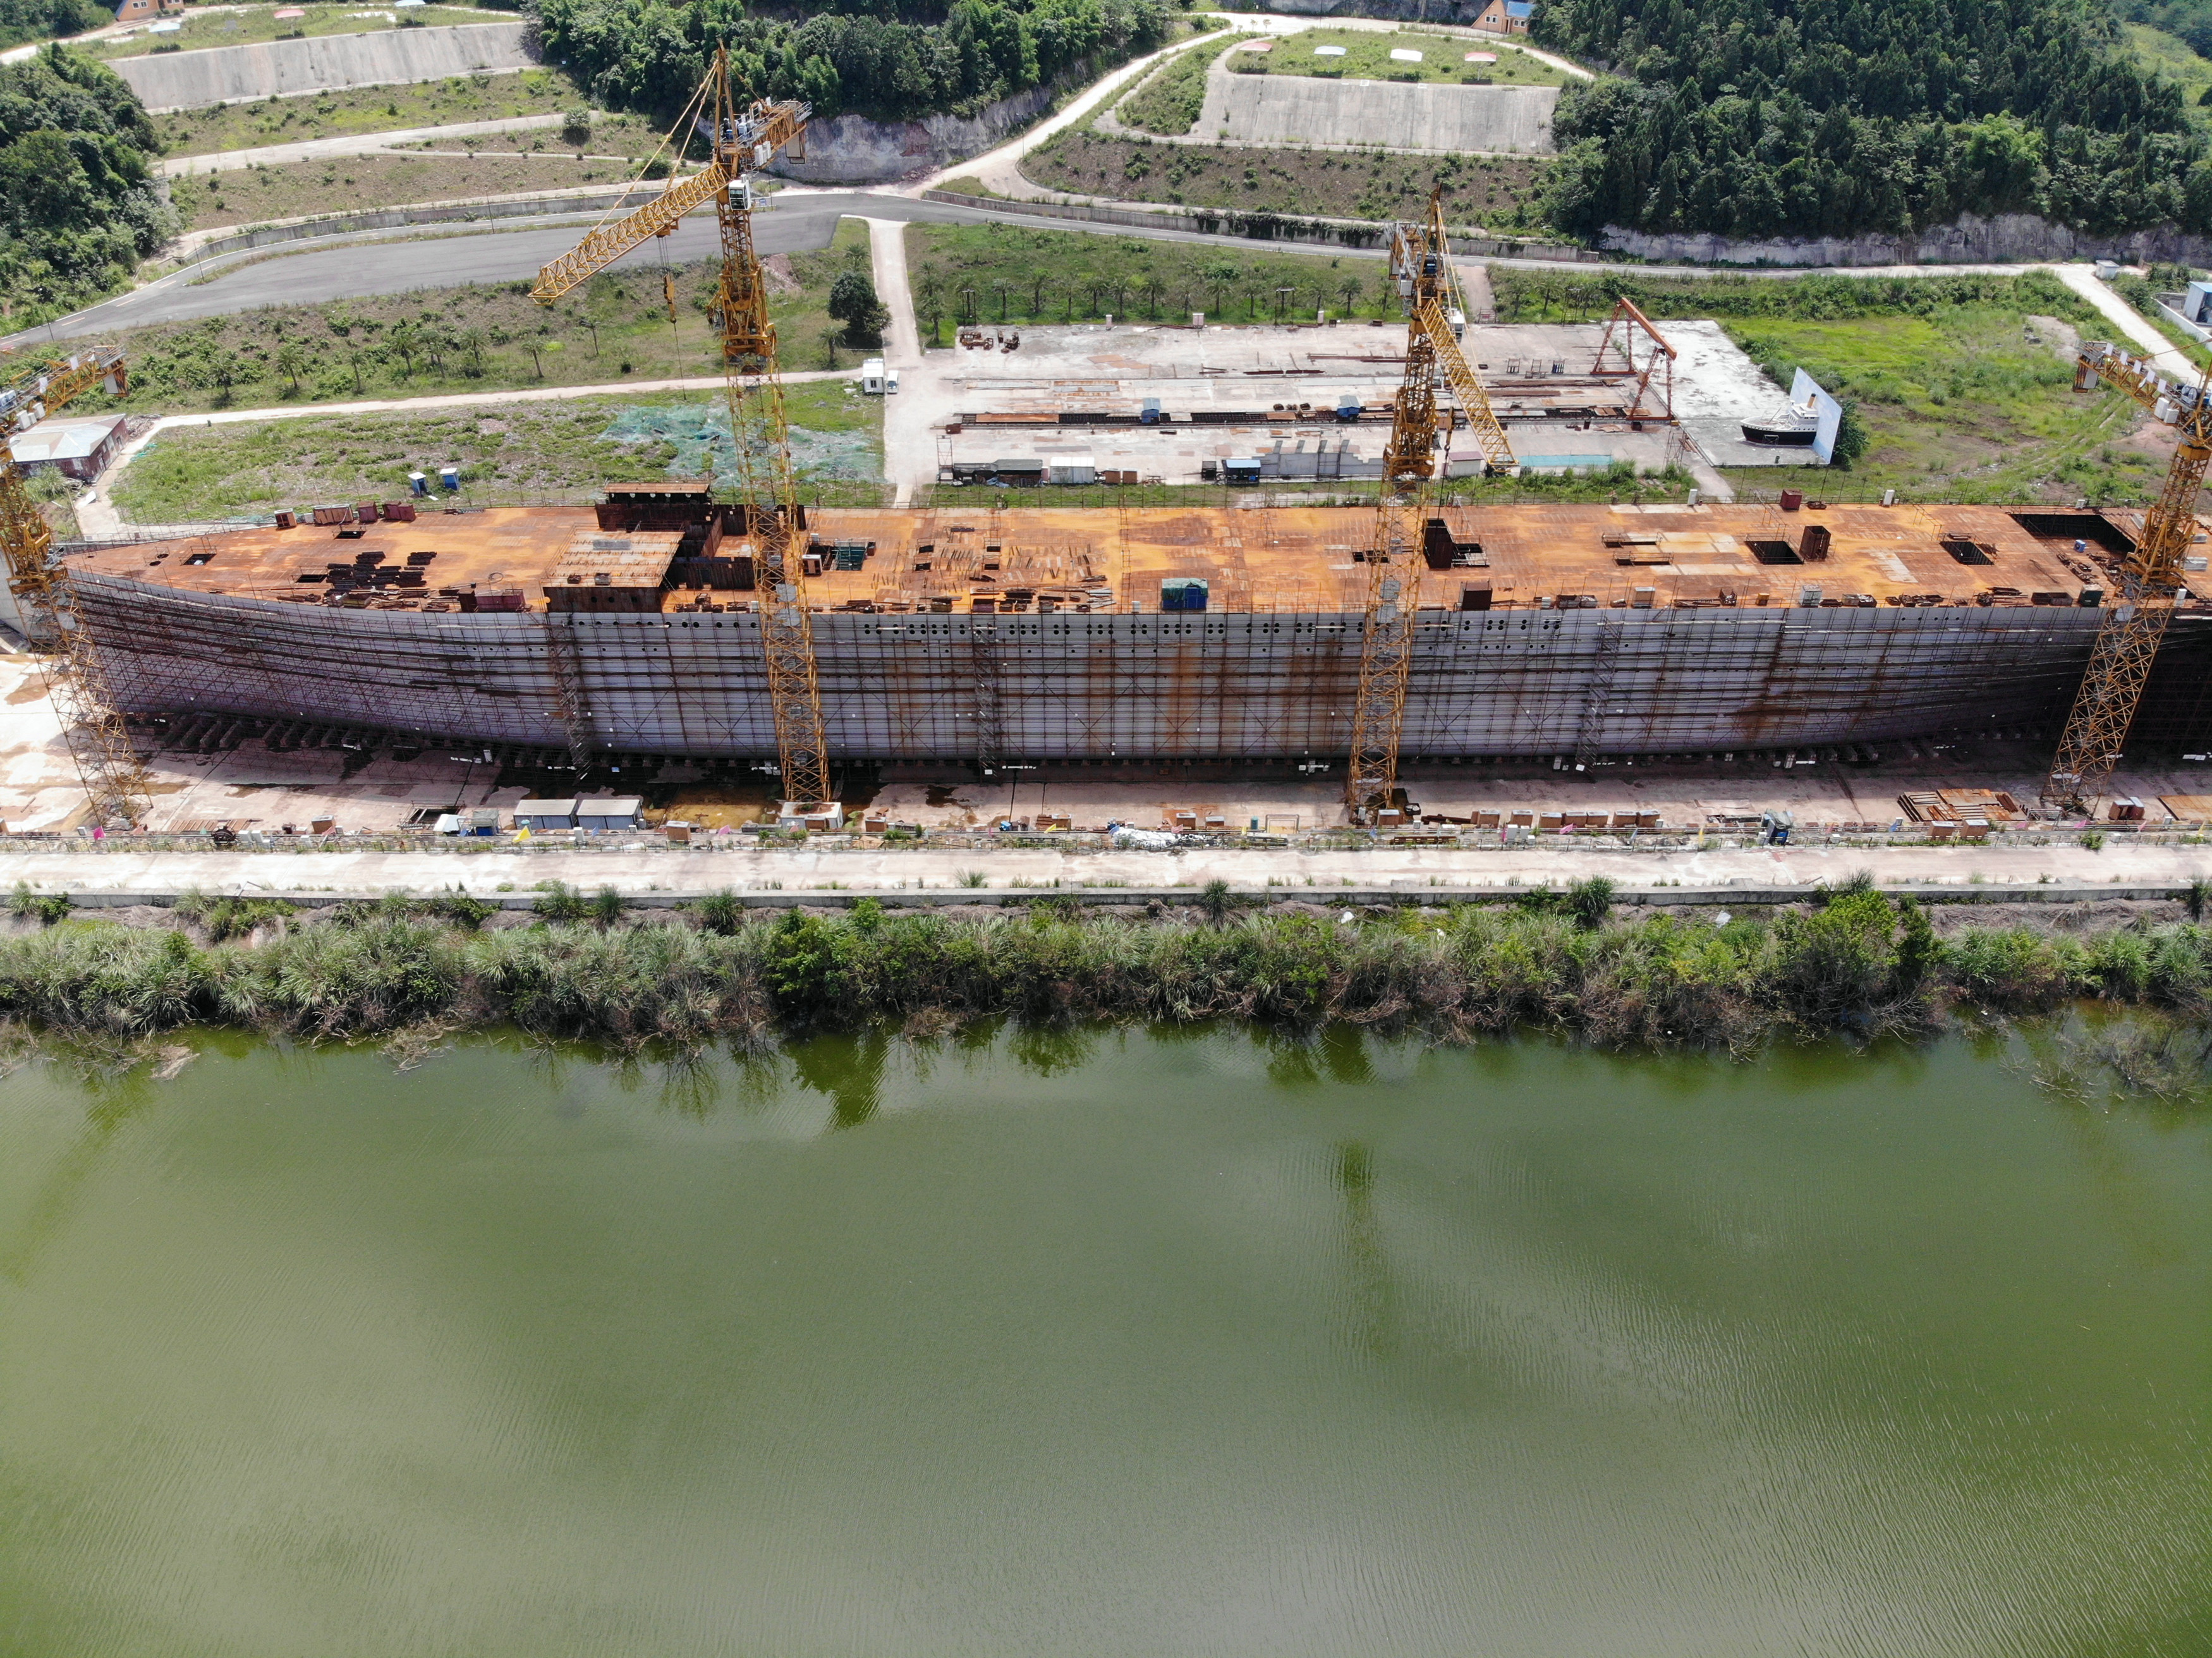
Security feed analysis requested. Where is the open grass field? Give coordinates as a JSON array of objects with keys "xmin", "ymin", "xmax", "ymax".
[
  {"xmin": 155, "ymin": 70, "xmax": 639, "ymax": 159},
  {"xmin": 1241, "ymin": 28, "xmax": 1570, "ymax": 86},
  {"xmin": 1020, "ymin": 133, "xmax": 1547, "ymax": 224},
  {"xmin": 907, "ymin": 221, "xmax": 1389, "ymax": 336},
  {"xmin": 168, "ymin": 151, "xmax": 650, "ymax": 230},
  {"xmin": 109, "ymin": 379, "xmax": 882, "ymax": 522},
  {"xmin": 1488, "ymin": 267, "xmax": 2171, "ymax": 504},
  {"xmin": 1720, "ymin": 311, "xmax": 2169, "ymax": 504},
  {"xmin": 102, "ymin": 218, "xmax": 873, "ymax": 414},
  {"xmin": 90, "ymin": 1, "xmax": 496, "ymax": 60}
]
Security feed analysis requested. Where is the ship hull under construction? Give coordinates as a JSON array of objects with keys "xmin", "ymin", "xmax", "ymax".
[{"xmin": 61, "ymin": 501, "xmax": 2212, "ymax": 767}]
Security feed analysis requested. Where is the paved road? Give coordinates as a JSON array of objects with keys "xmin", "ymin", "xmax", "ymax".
[
  {"xmin": 33, "ymin": 187, "xmax": 1425, "ymax": 344},
  {"xmin": 2, "ymin": 838, "xmax": 2206, "ymax": 900}
]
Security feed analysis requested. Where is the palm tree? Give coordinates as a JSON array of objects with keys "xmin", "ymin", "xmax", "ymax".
[
  {"xmin": 387, "ymin": 321, "xmax": 417, "ymax": 378},
  {"xmin": 458, "ymin": 327, "xmax": 486, "ymax": 376},
  {"xmin": 1337, "ymin": 274, "xmax": 1363, "ymax": 317},
  {"xmin": 274, "ymin": 343, "xmax": 306, "ymax": 396},
  {"xmin": 915, "ymin": 274, "xmax": 942, "ymax": 344},
  {"xmin": 1201, "ymin": 259, "xmax": 1239, "ymax": 319}
]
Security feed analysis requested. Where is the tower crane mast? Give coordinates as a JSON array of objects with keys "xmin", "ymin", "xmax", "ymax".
[
  {"xmin": 0, "ymin": 346, "xmax": 147, "ymax": 828},
  {"xmin": 533, "ymin": 48, "xmax": 830, "ymax": 808},
  {"xmin": 2042, "ymin": 343, "xmax": 2212, "ymax": 815},
  {"xmin": 1345, "ymin": 190, "xmax": 1514, "ymax": 823}
]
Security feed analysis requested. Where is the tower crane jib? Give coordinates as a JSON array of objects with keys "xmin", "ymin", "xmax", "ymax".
[
  {"xmin": 1345, "ymin": 190, "xmax": 1514, "ymax": 824},
  {"xmin": 532, "ymin": 51, "xmax": 830, "ymax": 809},
  {"xmin": 2041, "ymin": 343, "xmax": 2212, "ymax": 815}
]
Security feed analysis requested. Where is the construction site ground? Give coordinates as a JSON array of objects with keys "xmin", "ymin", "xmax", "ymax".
[{"xmin": 897, "ymin": 317, "xmax": 1780, "ymax": 492}]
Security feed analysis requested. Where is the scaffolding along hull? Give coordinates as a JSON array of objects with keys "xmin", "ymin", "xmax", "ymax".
[{"xmin": 76, "ymin": 574, "xmax": 2205, "ymax": 761}]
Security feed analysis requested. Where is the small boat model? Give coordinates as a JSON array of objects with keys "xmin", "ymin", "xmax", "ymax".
[{"xmin": 1742, "ymin": 393, "xmax": 1821, "ymax": 446}]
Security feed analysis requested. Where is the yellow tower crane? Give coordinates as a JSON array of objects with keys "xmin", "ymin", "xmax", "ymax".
[
  {"xmin": 1344, "ymin": 190, "xmax": 1515, "ymax": 824},
  {"xmin": 0, "ymin": 345, "xmax": 148, "ymax": 829},
  {"xmin": 2041, "ymin": 342, "xmax": 2212, "ymax": 815},
  {"xmin": 532, "ymin": 47, "xmax": 831, "ymax": 809}
]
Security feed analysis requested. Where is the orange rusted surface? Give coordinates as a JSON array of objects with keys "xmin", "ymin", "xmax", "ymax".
[{"xmin": 71, "ymin": 501, "xmax": 2187, "ymax": 618}]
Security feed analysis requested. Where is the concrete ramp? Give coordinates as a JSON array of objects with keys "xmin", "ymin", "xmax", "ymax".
[
  {"xmin": 111, "ymin": 22, "xmax": 535, "ymax": 112},
  {"xmin": 1198, "ymin": 72, "xmax": 1555, "ymax": 154}
]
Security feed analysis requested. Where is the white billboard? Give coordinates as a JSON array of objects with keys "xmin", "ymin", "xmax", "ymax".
[{"xmin": 1789, "ymin": 369, "xmax": 1844, "ymax": 465}]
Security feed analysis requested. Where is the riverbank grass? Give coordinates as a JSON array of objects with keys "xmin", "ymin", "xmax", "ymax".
[{"xmin": 3, "ymin": 886, "xmax": 2209, "ymax": 1106}]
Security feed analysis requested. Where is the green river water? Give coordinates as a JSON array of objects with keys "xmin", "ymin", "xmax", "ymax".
[{"xmin": 0, "ymin": 1028, "xmax": 2206, "ymax": 1657}]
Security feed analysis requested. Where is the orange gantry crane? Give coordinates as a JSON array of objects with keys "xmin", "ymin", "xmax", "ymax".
[
  {"xmin": 1344, "ymin": 190, "xmax": 1515, "ymax": 824},
  {"xmin": 0, "ymin": 346, "xmax": 148, "ymax": 828},
  {"xmin": 532, "ymin": 47, "xmax": 831, "ymax": 808},
  {"xmin": 2041, "ymin": 342, "xmax": 2212, "ymax": 815}
]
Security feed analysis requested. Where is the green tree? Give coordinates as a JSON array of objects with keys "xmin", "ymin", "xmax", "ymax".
[{"xmin": 827, "ymin": 267, "xmax": 889, "ymax": 345}]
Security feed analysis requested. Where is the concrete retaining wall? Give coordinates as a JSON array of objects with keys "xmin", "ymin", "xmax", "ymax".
[
  {"xmin": 111, "ymin": 21, "xmax": 535, "ymax": 112},
  {"xmin": 1198, "ymin": 72, "xmax": 1556, "ymax": 154},
  {"xmin": 918, "ymin": 188, "xmax": 1600, "ymax": 262},
  {"xmin": 1600, "ymin": 210, "xmax": 2212, "ymax": 269},
  {"xmin": 768, "ymin": 83, "xmax": 1057, "ymax": 185}
]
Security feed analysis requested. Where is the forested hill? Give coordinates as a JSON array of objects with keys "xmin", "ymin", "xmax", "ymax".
[
  {"xmin": 536, "ymin": 0, "xmax": 1169, "ymax": 121},
  {"xmin": 0, "ymin": 47, "xmax": 169, "ymax": 320},
  {"xmin": 1535, "ymin": 0, "xmax": 2212, "ymax": 242}
]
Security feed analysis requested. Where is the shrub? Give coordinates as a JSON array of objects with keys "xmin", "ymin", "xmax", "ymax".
[
  {"xmin": 1564, "ymin": 875, "xmax": 1614, "ymax": 929},
  {"xmin": 693, "ymin": 889, "xmax": 746, "ymax": 935},
  {"xmin": 9, "ymin": 881, "xmax": 68, "ymax": 927},
  {"xmin": 533, "ymin": 881, "xmax": 590, "ymax": 922}
]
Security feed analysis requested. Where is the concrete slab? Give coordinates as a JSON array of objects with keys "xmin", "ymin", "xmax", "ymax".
[
  {"xmin": 110, "ymin": 21, "xmax": 534, "ymax": 113},
  {"xmin": 1196, "ymin": 72, "xmax": 1558, "ymax": 155}
]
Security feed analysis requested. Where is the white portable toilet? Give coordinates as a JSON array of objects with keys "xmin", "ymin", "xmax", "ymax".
[{"xmin": 861, "ymin": 358, "xmax": 887, "ymax": 394}]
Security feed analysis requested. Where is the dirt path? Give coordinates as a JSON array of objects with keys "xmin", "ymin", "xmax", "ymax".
[
  {"xmin": 157, "ymin": 114, "xmax": 571, "ymax": 177},
  {"xmin": 915, "ymin": 19, "xmax": 1257, "ymax": 201},
  {"xmin": 863, "ymin": 216, "xmax": 933, "ymax": 505}
]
